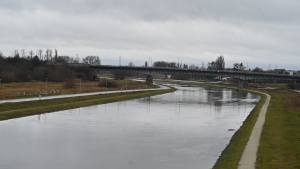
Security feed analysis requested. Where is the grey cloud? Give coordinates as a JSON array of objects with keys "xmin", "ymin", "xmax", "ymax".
[
  {"xmin": 3, "ymin": 0, "xmax": 300, "ymax": 23},
  {"xmin": 0, "ymin": 0, "xmax": 300, "ymax": 70}
]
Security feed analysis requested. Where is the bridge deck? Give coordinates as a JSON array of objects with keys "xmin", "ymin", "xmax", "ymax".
[{"xmin": 90, "ymin": 65, "xmax": 300, "ymax": 81}]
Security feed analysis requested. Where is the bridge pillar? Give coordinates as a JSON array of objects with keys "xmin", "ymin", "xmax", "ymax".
[{"xmin": 146, "ymin": 75, "xmax": 153, "ymax": 84}]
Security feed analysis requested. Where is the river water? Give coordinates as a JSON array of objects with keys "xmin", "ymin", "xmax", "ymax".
[{"xmin": 0, "ymin": 85, "xmax": 260, "ymax": 169}]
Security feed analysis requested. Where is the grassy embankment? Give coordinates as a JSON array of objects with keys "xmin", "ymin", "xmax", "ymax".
[
  {"xmin": 213, "ymin": 92, "xmax": 267, "ymax": 169},
  {"xmin": 0, "ymin": 87, "xmax": 176, "ymax": 121},
  {"xmin": 181, "ymin": 81, "xmax": 267, "ymax": 169},
  {"xmin": 256, "ymin": 90, "xmax": 300, "ymax": 169}
]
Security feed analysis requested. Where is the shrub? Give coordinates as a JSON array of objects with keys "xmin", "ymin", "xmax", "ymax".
[
  {"xmin": 98, "ymin": 79, "xmax": 119, "ymax": 88},
  {"xmin": 63, "ymin": 78, "xmax": 76, "ymax": 88}
]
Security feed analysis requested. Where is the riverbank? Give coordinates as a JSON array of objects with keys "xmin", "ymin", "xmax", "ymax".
[
  {"xmin": 195, "ymin": 82, "xmax": 268, "ymax": 169},
  {"xmin": 157, "ymin": 79, "xmax": 268, "ymax": 168},
  {"xmin": 180, "ymin": 80, "xmax": 300, "ymax": 169},
  {"xmin": 0, "ymin": 87, "xmax": 176, "ymax": 121}
]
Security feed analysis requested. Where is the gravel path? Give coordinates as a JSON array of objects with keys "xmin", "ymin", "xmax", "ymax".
[{"xmin": 238, "ymin": 92, "xmax": 271, "ymax": 169}]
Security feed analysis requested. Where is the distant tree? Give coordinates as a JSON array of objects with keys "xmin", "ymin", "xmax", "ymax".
[
  {"xmin": 233, "ymin": 63, "xmax": 245, "ymax": 71},
  {"xmin": 145, "ymin": 61, "xmax": 148, "ymax": 67},
  {"xmin": 215, "ymin": 55, "xmax": 225, "ymax": 70},
  {"xmin": 201, "ymin": 61, "xmax": 205, "ymax": 70},
  {"xmin": 189, "ymin": 64, "xmax": 199, "ymax": 70},
  {"xmin": 0, "ymin": 51, "xmax": 3, "ymax": 58},
  {"xmin": 54, "ymin": 49, "xmax": 58, "ymax": 62},
  {"xmin": 38, "ymin": 49, "xmax": 43, "ymax": 60},
  {"xmin": 128, "ymin": 62, "xmax": 135, "ymax": 67},
  {"xmin": 45, "ymin": 49, "xmax": 50, "ymax": 61},
  {"xmin": 57, "ymin": 56, "xmax": 77, "ymax": 64},
  {"xmin": 29, "ymin": 50, "xmax": 34, "ymax": 59},
  {"xmin": 14, "ymin": 50, "xmax": 20, "ymax": 58},
  {"xmin": 153, "ymin": 61, "xmax": 168, "ymax": 67},
  {"xmin": 31, "ymin": 55, "xmax": 42, "ymax": 67},
  {"xmin": 82, "ymin": 56, "xmax": 101, "ymax": 65},
  {"xmin": 183, "ymin": 64, "xmax": 188, "ymax": 69},
  {"xmin": 207, "ymin": 61, "xmax": 216, "ymax": 70},
  {"xmin": 252, "ymin": 67, "xmax": 264, "ymax": 72},
  {"xmin": 168, "ymin": 62, "xmax": 177, "ymax": 68},
  {"xmin": 74, "ymin": 56, "xmax": 80, "ymax": 63},
  {"xmin": 49, "ymin": 49, "xmax": 53, "ymax": 62},
  {"xmin": 207, "ymin": 56, "xmax": 225, "ymax": 70},
  {"xmin": 21, "ymin": 49, "xmax": 26, "ymax": 58}
]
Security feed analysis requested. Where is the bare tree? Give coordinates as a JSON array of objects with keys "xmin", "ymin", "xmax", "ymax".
[
  {"xmin": 38, "ymin": 49, "xmax": 43, "ymax": 60},
  {"xmin": 82, "ymin": 56, "xmax": 101, "ymax": 65},
  {"xmin": 45, "ymin": 49, "xmax": 50, "ymax": 61},
  {"xmin": 14, "ymin": 50, "xmax": 19, "ymax": 57},
  {"xmin": 207, "ymin": 61, "xmax": 216, "ymax": 70},
  {"xmin": 252, "ymin": 67, "xmax": 263, "ymax": 72},
  {"xmin": 189, "ymin": 64, "xmax": 199, "ymax": 70},
  {"xmin": 0, "ymin": 50, "xmax": 4, "ymax": 57},
  {"xmin": 128, "ymin": 62, "xmax": 135, "ymax": 67},
  {"xmin": 21, "ymin": 49, "xmax": 26, "ymax": 58},
  {"xmin": 74, "ymin": 55, "xmax": 80, "ymax": 63},
  {"xmin": 168, "ymin": 62, "xmax": 177, "ymax": 68},
  {"xmin": 153, "ymin": 61, "xmax": 168, "ymax": 67},
  {"xmin": 49, "ymin": 49, "xmax": 53, "ymax": 62},
  {"xmin": 233, "ymin": 63, "xmax": 245, "ymax": 71},
  {"xmin": 215, "ymin": 55, "xmax": 225, "ymax": 70},
  {"xmin": 29, "ymin": 50, "xmax": 34, "ymax": 59},
  {"xmin": 54, "ymin": 49, "xmax": 58, "ymax": 62}
]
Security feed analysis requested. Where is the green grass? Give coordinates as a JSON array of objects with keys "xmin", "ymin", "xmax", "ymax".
[
  {"xmin": 213, "ymin": 92, "xmax": 267, "ymax": 169},
  {"xmin": 0, "ymin": 87, "xmax": 176, "ymax": 121},
  {"xmin": 256, "ymin": 90, "xmax": 300, "ymax": 169}
]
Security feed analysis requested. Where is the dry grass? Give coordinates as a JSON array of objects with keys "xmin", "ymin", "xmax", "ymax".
[{"xmin": 0, "ymin": 79, "xmax": 155, "ymax": 100}]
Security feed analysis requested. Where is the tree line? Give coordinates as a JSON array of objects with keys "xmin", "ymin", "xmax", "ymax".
[
  {"xmin": 145, "ymin": 55, "xmax": 263, "ymax": 72},
  {"xmin": 0, "ymin": 49, "xmax": 99, "ymax": 83}
]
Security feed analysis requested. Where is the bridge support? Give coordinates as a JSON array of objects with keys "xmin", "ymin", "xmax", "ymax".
[{"xmin": 146, "ymin": 75, "xmax": 153, "ymax": 84}]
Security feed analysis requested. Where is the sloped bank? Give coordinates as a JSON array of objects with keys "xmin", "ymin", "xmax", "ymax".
[
  {"xmin": 172, "ymin": 81, "xmax": 267, "ymax": 169},
  {"xmin": 0, "ymin": 87, "xmax": 176, "ymax": 121}
]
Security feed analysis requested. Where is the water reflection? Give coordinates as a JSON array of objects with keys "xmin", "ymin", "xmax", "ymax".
[{"xmin": 0, "ymin": 85, "xmax": 260, "ymax": 169}]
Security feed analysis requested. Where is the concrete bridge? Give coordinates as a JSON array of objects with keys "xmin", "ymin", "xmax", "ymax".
[{"xmin": 90, "ymin": 65, "xmax": 300, "ymax": 85}]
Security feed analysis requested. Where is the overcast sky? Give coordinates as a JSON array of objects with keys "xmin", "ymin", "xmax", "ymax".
[{"xmin": 0, "ymin": 0, "xmax": 299, "ymax": 70}]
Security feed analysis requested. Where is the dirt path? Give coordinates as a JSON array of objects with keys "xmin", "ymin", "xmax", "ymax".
[{"xmin": 238, "ymin": 92, "xmax": 271, "ymax": 169}]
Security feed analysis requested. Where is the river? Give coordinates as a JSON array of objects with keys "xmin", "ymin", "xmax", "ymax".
[{"xmin": 0, "ymin": 84, "xmax": 260, "ymax": 169}]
